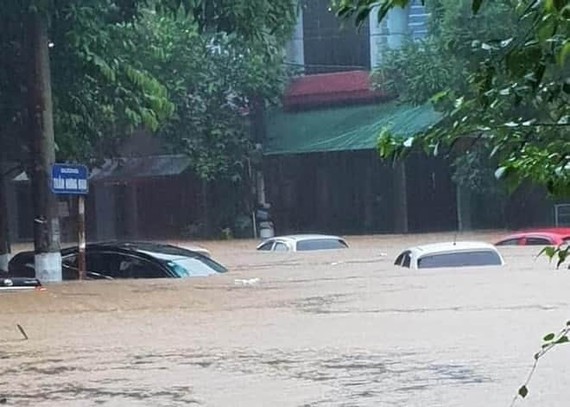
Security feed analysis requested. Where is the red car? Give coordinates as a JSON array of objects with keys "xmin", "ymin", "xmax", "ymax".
[{"xmin": 495, "ymin": 228, "xmax": 570, "ymax": 246}]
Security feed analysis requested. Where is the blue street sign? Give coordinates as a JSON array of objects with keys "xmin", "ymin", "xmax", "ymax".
[{"xmin": 51, "ymin": 163, "xmax": 89, "ymax": 195}]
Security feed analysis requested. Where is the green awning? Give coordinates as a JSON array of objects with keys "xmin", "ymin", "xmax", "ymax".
[{"xmin": 264, "ymin": 102, "xmax": 441, "ymax": 155}]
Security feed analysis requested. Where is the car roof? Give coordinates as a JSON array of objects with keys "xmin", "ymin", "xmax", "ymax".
[
  {"xmin": 14, "ymin": 242, "xmax": 210, "ymax": 260},
  {"xmin": 405, "ymin": 241, "xmax": 499, "ymax": 256},
  {"xmin": 497, "ymin": 232, "xmax": 560, "ymax": 240},
  {"xmin": 496, "ymin": 230, "xmax": 570, "ymax": 243},
  {"xmin": 518, "ymin": 227, "xmax": 570, "ymax": 236},
  {"xmin": 270, "ymin": 234, "xmax": 345, "ymax": 242},
  {"xmin": 93, "ymin": 240, "xmax": 209, "ymax": 253}
]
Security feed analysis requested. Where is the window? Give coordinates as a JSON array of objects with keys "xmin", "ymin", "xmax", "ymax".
[
  {"xmin": 418, "ymin": 250, "xmax": 503, "ymax": 269},
  {"xmin": 165, "ymin": 257, "xmax": 224, "ymax": 277},
  {"xmin": 86, "ymin": 252, "xmax": 166, "ymax": 279},
  {"xmin": 394, "ymin": 251, "xmax": 411, "ymax": 268},
  {"xmin": 296, "ymin": 239, "xmax": 348, "ymax": 251},
  {"xmin": 117, "ymin": 255, "xmax": 167, "ymax": 279},
  {"xmin": 525, "ymin": 237, "xmax": 552, "ymax": 246},
  {"xmin": 495, "ymin": 238, "xmax": 520, "ymax": 246},
  {"xmin": 62, "ymin": 254, "xmax": 79, "ymax": 280},
  {"xmin": 274, "ymin": 242, "xmax": 289, "ymax": 252},
  {"xmin": 257, "ymin": 241, "xmax": 274, "ymax": 251}
]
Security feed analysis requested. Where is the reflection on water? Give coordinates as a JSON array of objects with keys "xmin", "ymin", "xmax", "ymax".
[{"xmin": 1, "ymin": 233, "xmax": 570, "ymax": 406}]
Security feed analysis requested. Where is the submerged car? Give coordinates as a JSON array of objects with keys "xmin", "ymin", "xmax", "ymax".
[
  {"xmin": 8, "ymin": 241, "xmax": 227, "ymax": 280},
  {"xmin": 256, "ymin": 234, "xmax": 349, "ymax": 252},
  {"xmin": 395, "ymin": 241, "xmax": 505, "ymax": 269},
  {"xmin": 495, "ymin": 228, "xmax": 570, "ymax": 247},
  {"xmin": 0, "ymin": 277, "xmax": 43, "ymax": 292}
]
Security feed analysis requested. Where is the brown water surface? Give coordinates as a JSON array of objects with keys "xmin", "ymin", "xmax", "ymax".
[{"xmin": 1, "ymin": 232, "xmax": 569, "ymax": 406}]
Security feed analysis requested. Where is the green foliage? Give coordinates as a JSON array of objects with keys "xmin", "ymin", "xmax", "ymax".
[
  {"xmin": 0, "ymin": 0, "xmax": 296, "ymax": 170},
  {"xmin": 509, "ymin": 322, "xmax": 570, "ymax": 406},
  {"xmin": 47, "ymin": 2, "xmax": 176, "ymax": 162},
  {"xmin": 334, "ymin": 0, "xmax": 570, "ymax": 200},
  {"xmin": 452, "ymin": 147, "xmax": 503, "ymax": 194},
  {"xmin": 121, "ymin": 10, "xmax": 293, "ymax": 180},
  {"xmin": 539, "ymin": 245, "xmax": 570, "ymax": 269}
]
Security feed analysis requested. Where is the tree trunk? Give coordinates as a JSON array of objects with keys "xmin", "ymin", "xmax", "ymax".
[
  {"xmin": 393, "ymin": 161, "xmax": 409, "ymax": 233},
  {"xmin": 456, "ymin": 185, "xmax": 472, "ymax": 231},
  {"xmin": 0, "ymin": 169, "xmax": 11, "ymax": 272},
  {"xmin": 201, "ymin": 179, "xmax": 211, "ymax": 237},
  {"xmin": 27, "ymin": 11, "xmax": 61, "ymax": 282}
]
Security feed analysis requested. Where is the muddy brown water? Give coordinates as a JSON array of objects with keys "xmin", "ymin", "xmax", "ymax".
[{"xmin": 1, "ymin": 232, "xmax": 570, "ymax": 406}]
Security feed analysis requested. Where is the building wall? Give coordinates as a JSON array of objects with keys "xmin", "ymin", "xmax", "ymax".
[
  {"xmin": 286, "ymin": 0, "xmax": 429, "ymax": 73},
  {"xmin": 264, "ymin": 151, "xmax": 460, "ymax": 235}
]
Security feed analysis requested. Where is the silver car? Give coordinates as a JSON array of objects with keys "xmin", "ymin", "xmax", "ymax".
[{"xmin": 256, "ymin": 234, "xmax": 349, "ymax": 252}]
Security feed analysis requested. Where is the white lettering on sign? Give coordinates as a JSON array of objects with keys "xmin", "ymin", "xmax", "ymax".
[
  {"xmin": 60, "ymin": 168, "xmax": 80, "ymax": 175},
  {"xmin": 78, "ymin": 179, "xmax": 87, "ymax": 191},
  {"xmin": 65, "ymin": 178, "xmax": 78, "ymax": 190},
  {"xmin": 53, "ymin": 177, "xmax": 65, "ymax": 190}
]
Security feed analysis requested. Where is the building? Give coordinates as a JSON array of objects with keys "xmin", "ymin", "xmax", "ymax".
[{"xmin": 259, "ymin": 0, "xmax": 555, "ymax": 235}]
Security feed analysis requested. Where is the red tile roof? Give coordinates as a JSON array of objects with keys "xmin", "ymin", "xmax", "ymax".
[{"xmin": 283, "ymin": 70, "xmax": 392, "ymax": 111}]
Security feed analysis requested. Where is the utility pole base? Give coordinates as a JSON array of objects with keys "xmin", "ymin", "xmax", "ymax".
[
  {"xmin": 0, "ymin": 253, "xmax": 10, "ymax": 273},
  {"xmin": 34, "ymin": 252, "xmax": 62, "ymax": 282}
]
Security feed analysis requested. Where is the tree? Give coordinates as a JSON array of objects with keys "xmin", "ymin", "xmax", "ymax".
[
  {"xmin": 114, "ymin": 9, "xmax": 295, "ymax": 235},
  {"xmin": 370, "ymin": 0, "xmax": 522, "ymax": 229},
  {"xmin": 334, "ymin": 0, "xmax": 570, "ymax": 198},
  {"xmin": 123, "ymin": 10, "xmax": 293, "ymax": 181},
  {"xmin": 0, "ymin": 0, "xmax": 297, "ymax": 277}
]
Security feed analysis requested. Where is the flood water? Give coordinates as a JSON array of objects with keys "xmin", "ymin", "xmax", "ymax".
[{"xmin": 1, "ymin": 232, "xmax": 570, "ymax": 406}]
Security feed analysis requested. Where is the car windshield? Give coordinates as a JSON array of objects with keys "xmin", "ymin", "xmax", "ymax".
[
  {"xmin": 165, "ymin": 258, "xmax": 225, "ymax": 277},
  {"xmin": 139, "ymin": 250, "xmax": 227, "ymax": 277},
  {"xmin": 296, "ymin": 238, "xmax": 348, "ymax": 251},
  {"xmin": 418, "ymin": 250, "xmax": 502, "ymax": 269}
]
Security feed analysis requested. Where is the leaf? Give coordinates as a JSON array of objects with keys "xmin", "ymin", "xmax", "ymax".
[
  {"xmin": 494, "ymin": 166, "xmax": 507, "ymax": 180},
  {"xmin": 555, "ymin": 335, "xmax": 569, "ymax": 344},
  {"xmin": 556, "ymin": 249, "xmax": 569, "ymax": 269},
  {"xmin": 543, "ymin": 333, "xmax": 555, "ymax": 341},
  {"xmin": 518, "ymin": 385, "xmax": 529, "ymax": 398},
  {"xmin": 538, "ymin": 245, "xmax": 557, "ymax": 260}
]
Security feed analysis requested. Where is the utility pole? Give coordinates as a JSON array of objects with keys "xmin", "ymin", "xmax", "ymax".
[
  {"xmin": 0, "ymin": 167, "xmax": 10, "ymax": 272},
  {"xmin": 27, "ymin": 10, "xmax": 61, "ymax": 282}
]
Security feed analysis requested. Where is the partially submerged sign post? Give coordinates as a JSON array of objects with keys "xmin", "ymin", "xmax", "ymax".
[{"xmin": 51, "ymin": 164, "xmax": 89, "ymax": 280}]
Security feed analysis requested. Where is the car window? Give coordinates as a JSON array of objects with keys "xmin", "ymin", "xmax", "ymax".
[
  {"xmin": 164, "ymin": 257, "xmax": 224, "ymax": 277},
  {"xmin": 418, "ymin": 250, "xmax": 503, "ymax": 269},
  {"xmin": 87, "ymin": 252, "xmax": 167, "ymax": 279},
  {"xmin": 62, "ymin": 254, "xmax": 79, "ymax": 280},
  {"xmin": 296, "ymin": 239, "xmax": 348, "ymax": 251},
  {"xmin": 274, "ymin": 242, "xmax": 289, "ymax": 252},
  {"xmin": 8, "ymin": 252, "xmax": 35, "ymax": 277},
  {"xmin": 525, "ymin": 237, "xmax": 552, "ymax": 245},
  {"xmin": 257, "ymin": 241, "xmax": 274, "ymax": 251},
  {"xmin": 118, "ymin": 255, "xmax": 167, "ymax": 279},
  {"xmin": 394, "ymin": 251, "xmax": 411, "ymax": 268},
  {"xmin": 495, "ymin": 238, "xmax": 520, "ymax": 246}
]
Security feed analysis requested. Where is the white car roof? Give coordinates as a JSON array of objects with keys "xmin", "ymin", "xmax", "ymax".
[
  {"xmin": 274, "ymin": 234, "xmax": 344, "ymax": 242},
  {"xmin": 256, "ymin": 234, "xmax": 346, "ymax": 250},
  {"xmin": 406, "ymin": 241, "xmax": 498, "ymax": 256},
  {"xmin": 396, "ymin": 241, "xmax": 505, "ymax": 269}
]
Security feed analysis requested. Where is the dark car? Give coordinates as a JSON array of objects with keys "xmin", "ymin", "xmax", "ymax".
[
  {"xmin": 0, "ymin": 276, "xmax": 43, "ymax": 292},
  {"xmin": 8, "ymin": 241, "xmax": 227, "ymax": 280}
]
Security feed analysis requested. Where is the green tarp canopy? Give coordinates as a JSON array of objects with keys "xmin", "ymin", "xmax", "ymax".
[{"xmin": 264, "ymin": 102, "xmax": 441, "ymax": 155}]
